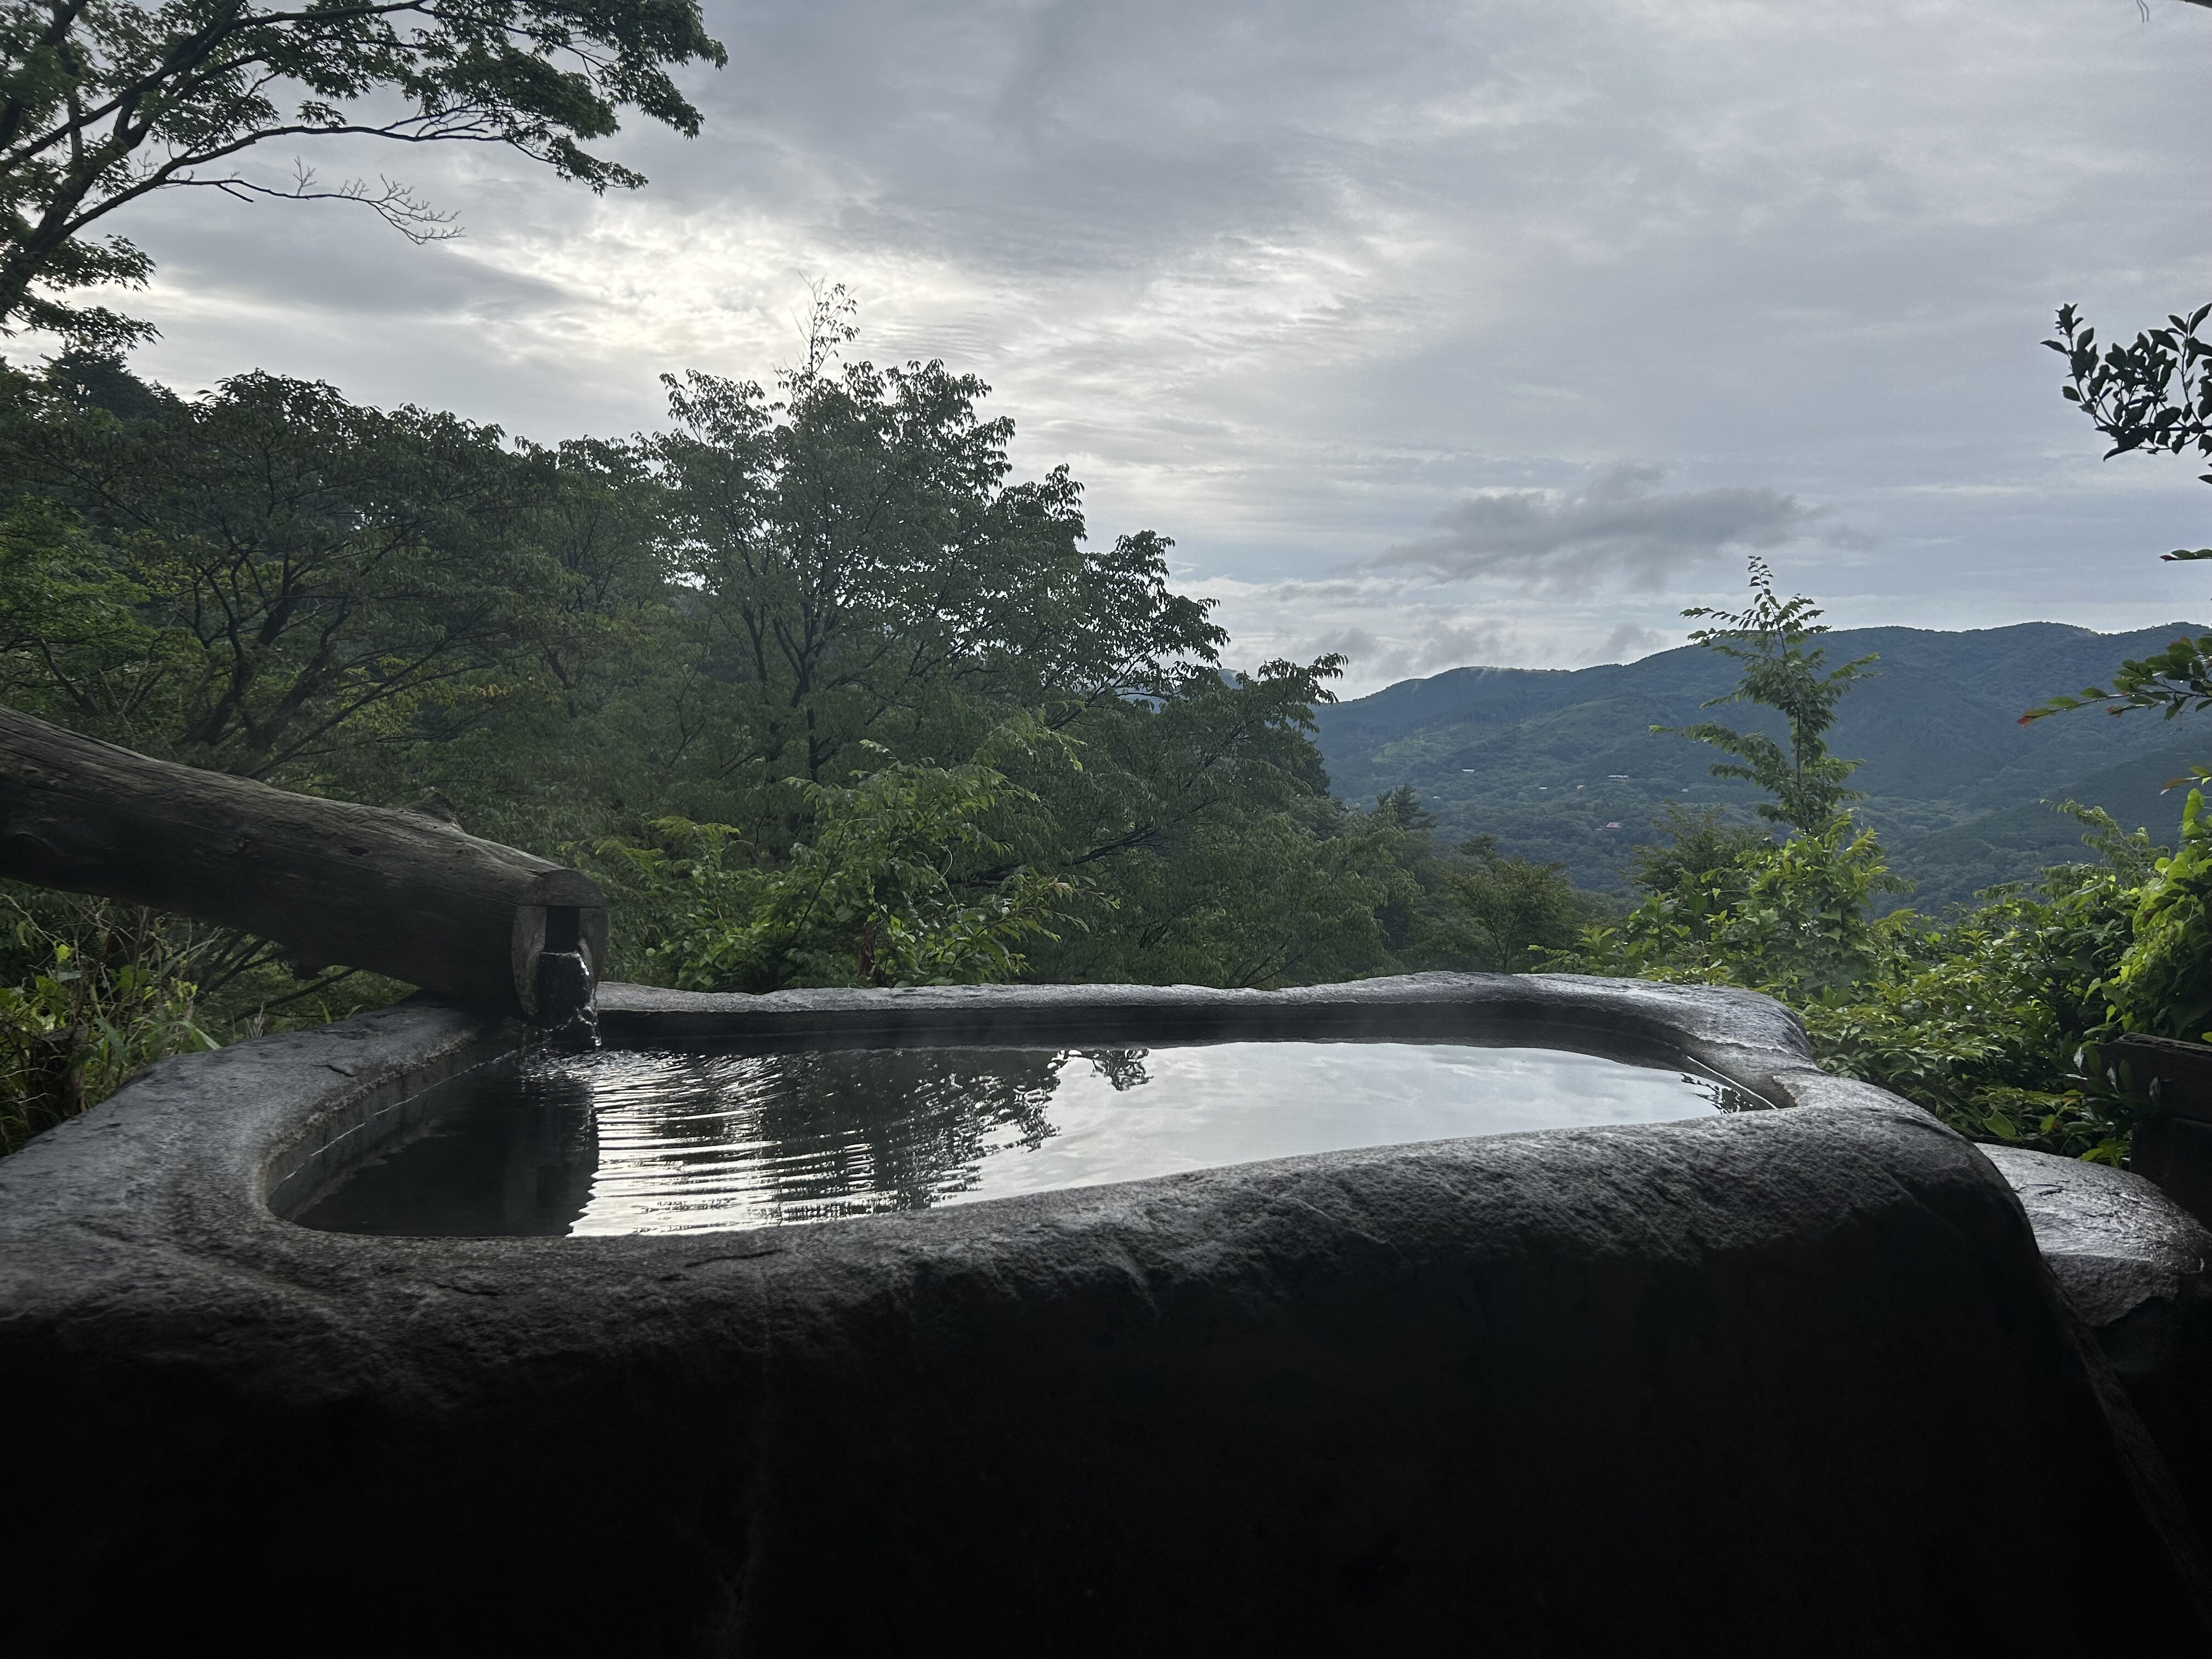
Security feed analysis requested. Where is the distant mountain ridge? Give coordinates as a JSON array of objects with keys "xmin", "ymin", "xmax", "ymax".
[{"xmin": 1312, "ymin": 620, "xmax": 2212, "ymax": 909}]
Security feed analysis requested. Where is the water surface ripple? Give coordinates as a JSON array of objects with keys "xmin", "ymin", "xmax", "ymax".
[{"xmin": 299, "ymin": 1040, "xmax": 1737, "ymax": 1238}]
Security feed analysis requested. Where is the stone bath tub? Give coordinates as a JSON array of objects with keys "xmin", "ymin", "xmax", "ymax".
[{"xmin": 2, "ymin": 972, "xmax": 2209, "ymax": 1655}]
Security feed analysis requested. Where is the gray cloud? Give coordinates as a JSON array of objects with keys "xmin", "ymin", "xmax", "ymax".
[
  {"xmin": 1366, "ymin": 465, "xmax": 1837, "ymax": 592},
  {"xmin": 1312, "ymin": 625, "xmax": 1384, "ymax": 663},
  {"xmin": 1601, "ymin": 623, "xmax": 1673, "ymax": 662},
  {"xmin": 1312, "ymin": 616, "xmax": 1519, "ymax": 685},
  {"xmin": 47, "ymin": 0, "xmax": 2212, "ymax": 681}
]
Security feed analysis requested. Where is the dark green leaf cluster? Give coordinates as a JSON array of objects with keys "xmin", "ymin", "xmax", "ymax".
[
  {"xmin": 1446, "ymin": 830, "xmax": 1592, "ymax": 974},
  {"xmin": 2023, "ymin": 302, "xmax": 2212, "ymax": 729},
  {"xmin": 0, "ymin": 351, "xmax": 666, "ymax": 800},
  {"xmin": 0, "ymin": 883, "xmax": 408, "ymax": 1154},
  {"xmin": 579, "ymin": 720, "xmax": 1084, "ymax": 994},
  {"xmin": 2048, "ymin": 301, "xmax": 2212, "ymax": 483},
  {"xmin": 1559, "ymin": 812, "xmax": 1909, "ymax": 1002},
  {"xmin": 1558, "ymin": 800, "xmax": 2163, "ymax": 1163},
  {"xmin": 0, "ymin": 0, "xmax": 726, "ymax": 340},
  {"xmin": 2106, "ymin": 787, "xmax": 2212, "ymax": 1042}
]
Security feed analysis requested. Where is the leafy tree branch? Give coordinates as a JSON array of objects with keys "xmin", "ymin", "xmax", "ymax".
[
  {"xmin": 0, "ymin": 0, "xmax": 726, "ymax": 341},
  {"xmin": 2026, "ymin": 300, "xmax": 2212, "ymax": 729}
]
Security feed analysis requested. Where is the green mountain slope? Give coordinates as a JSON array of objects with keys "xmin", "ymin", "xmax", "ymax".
[{"xmin": 1313, "ymin": 621, "xmax": 2212, "ymax": 909}]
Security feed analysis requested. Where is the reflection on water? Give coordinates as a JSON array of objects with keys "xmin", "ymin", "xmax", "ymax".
[{"xmin": 296, "ymin": 1041, "xmax": 1742, "ymax": 1238}]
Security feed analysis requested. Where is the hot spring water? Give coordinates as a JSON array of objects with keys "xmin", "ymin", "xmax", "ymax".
[{"xmin": 297, "ymin": 1040, "xmax": 1748, "ymax": 1237}]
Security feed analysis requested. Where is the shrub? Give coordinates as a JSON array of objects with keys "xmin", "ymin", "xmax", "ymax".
[
  {"xmin": 2107, "ymin": 788, "xmax": 2212, "ymax": 1042},
  {"xmin": 585, "ymin": 727, "xmax": 1081, "ymax": 992},
  {"xmin": 1556, "ymin": 806, "xmax": 2160, "ymax": 1161}
]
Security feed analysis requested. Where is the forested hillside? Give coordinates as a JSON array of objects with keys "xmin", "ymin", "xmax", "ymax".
[
  {"xmin": 3, "ymin": 326, "xmax": 1559, "ymax": 1152},
  {"xmin": 1317, "ymin": 621, "xmax": 2212, "ymax": 908}
]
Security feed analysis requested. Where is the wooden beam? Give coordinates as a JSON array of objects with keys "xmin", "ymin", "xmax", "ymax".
[{"xmin": 0, "ymin": 707, "xmax": 607, "ymax": 1028}]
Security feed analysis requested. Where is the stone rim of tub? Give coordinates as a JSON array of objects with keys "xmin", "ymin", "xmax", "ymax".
[
  {"xmin": 2, "ymin": 971, "xmax": 1821, "ymax": 1275},
  {"xmin": 3, "ymin": 967, "xmax": 2201, "ymax": 1352},
  {"xmin": 587, "ymin": 970, "xmax": 2212, "ymax": 1358}
]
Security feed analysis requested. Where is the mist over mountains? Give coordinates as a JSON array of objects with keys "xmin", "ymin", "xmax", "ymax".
[{"xmin": 1313, "ymin": 621, "xmax": 2212, "ymax": 910}]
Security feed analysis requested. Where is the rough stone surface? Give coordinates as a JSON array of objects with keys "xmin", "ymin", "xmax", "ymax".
[
  {"xmin": 1985, "ymin": 1147, "xmax": 2212, "ymax": 1328},
  {"xmin": 1988, "ymin": 1146, "xmax": 2212, "ymax": 1542},
  {"xmin": 2, "ymin": 976, "xmax": 2208, "ymax": 1655}
]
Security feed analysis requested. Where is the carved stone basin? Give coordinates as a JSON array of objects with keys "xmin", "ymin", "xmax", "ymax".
[{"xmin": 2, "ymin": 973, "xmax": 2207, "ymax": 1655}]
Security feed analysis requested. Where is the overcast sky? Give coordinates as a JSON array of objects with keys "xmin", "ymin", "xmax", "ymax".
[{"xmin": 61, "ymin": 0, "xmax": 2212, "ymax": 696}]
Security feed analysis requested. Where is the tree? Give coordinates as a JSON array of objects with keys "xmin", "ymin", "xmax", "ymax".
[
  {"xmin": 651, "ymin": 292, "xmax": 1225, "ymax": 839},
  {"xmin": 0, "ymin": 357, "xmax": 612, "ymax": 781},
  {"xmin": 585, "ymin": 721, "xmax": 1081, "ymax": 995},
  {"xmin": 1607, "ymin": 565, "xmax": 1904, "ymax": 997},
  {"xmin": 1013, "ymin": 655, "xmax": 1389, "ymax": 984},
  {"xmin": 1622, "ymin": 803, "xmax": 1769, "ymax": 898},
  {"xmin": 1447, "ymin": 835, "xmax": 1584, "ymax": 973},
  {"xmin": 1658, "ymin": 557, "xmax": 1877, "ymax": 834},
  {"xmin": 0, "ymin": 0, "xmax": 726, "ymax": 342},
  {"xmin": 2023, "ymin": 302, "xmax": 2212, "ymax": 730}
]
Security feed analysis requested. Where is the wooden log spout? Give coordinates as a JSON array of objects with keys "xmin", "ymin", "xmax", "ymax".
[{"xmin": 0, "ymin": 707, "xmax": 607, "ymax": 1028}]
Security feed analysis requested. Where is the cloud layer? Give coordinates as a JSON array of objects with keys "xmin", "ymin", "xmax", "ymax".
[
  {"xmin": 40, "ymin": 0, "xmax": 2212, "ymax": 694},
  {"xmin": 1368, "ymin": 464, "xmax": 1849, "ymax": 591}
]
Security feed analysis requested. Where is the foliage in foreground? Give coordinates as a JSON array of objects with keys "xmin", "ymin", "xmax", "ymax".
[
  {"xmin": 1558, "ymin": 803, "xmax": 2160, "ymax": 1161},
  {"xmin": 0, "ymin": 889, "xmax": 408, "ymax": 1155},
  {"xmin": 582, "ymin": 724, "xmax": 1084, "ymax": 993}
]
